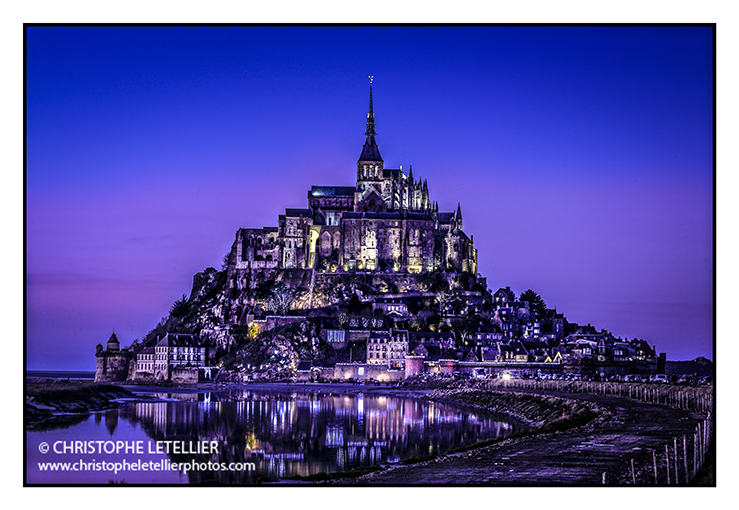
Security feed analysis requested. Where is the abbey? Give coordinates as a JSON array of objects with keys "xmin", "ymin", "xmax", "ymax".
[{"xmin": 234, "ymin": 84, "xmax": 478, "ymax": 275}]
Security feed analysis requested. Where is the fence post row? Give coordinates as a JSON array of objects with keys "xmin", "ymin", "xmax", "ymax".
[{"xmin": 484, "ymin": 378, "xmax": 712, "ymax": 484}]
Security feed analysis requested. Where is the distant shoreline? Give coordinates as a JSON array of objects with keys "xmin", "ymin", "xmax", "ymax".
[
  {"xmin": 25, "ymin": 370, "xmax": 96, "ymax": 382},
  {"xmin": 116, "ymin": 381, "xmax": 434, "ymax": 401}
]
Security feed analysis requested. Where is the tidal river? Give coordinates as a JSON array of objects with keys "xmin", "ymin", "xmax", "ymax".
[{"xmin": 26, "ymin": 388, "xmax": 524, "ymax": 484}]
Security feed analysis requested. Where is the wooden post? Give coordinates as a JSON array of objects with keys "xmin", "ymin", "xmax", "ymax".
[
  {"xmin": 683, "ymin": 435, "xmax": 689, "ymax": 484},
  {"xmin": 693, "ymin": 431, "xmax": 698, "ymax": 478},
  {"xmin": 631, "ymin": 458, "xmax": 636, "ymax": 484},
  {"xmin": 602, "ymin": 471, "xmax": 607, "ymax": 485},
  {"xmin": 704, "ymin": 418, "xmax": 709, "ymax": 457},
  {"xmin": 665, "ymin": 445, "xmax": 671, "ymax": 485},
  {"xmin": 698, "ymin": 426, "xmax": 703, "ymax": 467},
  {"xmin": 653, "ymin": 450, "xmax": 658, "ymax": 484},
  {"xmin": 674, "ymin": 437, "xmax": 679, "ymax": 484}
]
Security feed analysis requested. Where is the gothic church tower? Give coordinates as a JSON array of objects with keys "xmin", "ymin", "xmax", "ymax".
[{"xmin": 355, "ymin": 78, "xmax": 387, "ymax": 213}]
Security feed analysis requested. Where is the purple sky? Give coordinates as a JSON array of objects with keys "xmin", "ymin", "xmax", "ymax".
[{"xmin": 25, "ymin": 26, "xmax": 714, "ymax": 370}]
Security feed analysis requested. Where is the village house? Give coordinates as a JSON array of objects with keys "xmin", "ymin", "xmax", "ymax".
[{"xmin": 153, "ymin": 333, "xmax": 208, "ymax": 381}]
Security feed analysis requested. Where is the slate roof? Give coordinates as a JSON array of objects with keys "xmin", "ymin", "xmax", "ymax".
[
  {"xmin": 309, "ymin": 186, "xmax": 356, "ymax": 197},
  {"xmin": 297, "ymin": 360, "xmax": 313, "ymax": 371},
  {"xmin": 522, "ymin": 340, "xmax": 549, "ymax": 351},
  {"xmin": 463, "ymin": 349, "xmax": 478, "ymax": 362},
  {"xmin": 284, "ymin": 208, "xmax": 313, "ymax": 218},
  {"xmin": 156, "ymin": 334, "xmax": 202, "ymax": 348},
  {"xmin": 369, "ymin": 331, "xmax": 391, "ymax": 341},
  {"xmin": 475, "ymin": 323, "xmax": 502, "ymax": 333},
  {"xmin": 438, "ymin": 212, "xmax": 455, "ymax": 224},
  {"xmin": 481, "ymin": 348, "xmax": 498, "ymax": 361},
  {"xmin": 408, "ymin": 331, "xmax": 457, "ymax": 345},
  {"xmin": 359, "ymin": 136, "xmax": 383, "ymax": 162},
  {"xmin": 421, "ymin": 344, "xmax": 446, "ymax": 361},
  {"xmin": 509, "ymin": 341, "xmax": 528, "ymax": 355}
]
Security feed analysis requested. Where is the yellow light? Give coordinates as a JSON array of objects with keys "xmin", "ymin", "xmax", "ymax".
[{"xmin": 502, "ymin": 373, "xmax": 511, "ymax": 381}]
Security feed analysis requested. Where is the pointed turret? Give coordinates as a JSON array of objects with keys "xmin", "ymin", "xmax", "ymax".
[
  {"xmin": 455, "ymin": 203, "xmax": 463, "ymax": 230},
  {"xmin": 106, "ymin": 332, "xmax": 120, "ymax": 352},
  {"xmin": 365, "ymin": 82, "xmax": 376, "ymax": 137}
]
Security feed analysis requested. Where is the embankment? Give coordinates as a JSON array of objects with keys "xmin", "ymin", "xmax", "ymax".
[
  {"xmin": 425, "ymin": 386, "xmax": 600, "ymax": 432},
  {"xmin": 334, "ymin": 386, "xmax": 706, "ymax": 485},
  {"xmin": 25, "ymin": 382, "xmax": 136, "ymax": 428}
]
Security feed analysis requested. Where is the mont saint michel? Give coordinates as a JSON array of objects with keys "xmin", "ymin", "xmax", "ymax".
[
  {"xmin": 26, "ymin": 24, "xmax": 714, "ymax": 489},
  {"xmin": 94, "ymin": 83, "xmax": 666, "ymax": 385}
]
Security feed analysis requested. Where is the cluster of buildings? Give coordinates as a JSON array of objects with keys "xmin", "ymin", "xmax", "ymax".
[
  {"xmin": 95, "ymin": 333, "xmax": 208, "ymax": 383},
  {"xmin": 298, "ymin": 286, "xmax": 665, "ymax": 382},
  {"xmin": 96, "ymin": 283, "xmax": 664, "ymax": 383}
]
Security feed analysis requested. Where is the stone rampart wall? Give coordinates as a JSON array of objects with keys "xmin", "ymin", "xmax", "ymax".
[
  {"xmin": 334, "ymin": 363, "xmax": 404, "ymax": 382},
  {"xmin": 172, "ymin": 367, "xmax": 199, "ymax": 384},
  {"xmin": 94, "ymin": 354, "xmax": 131, "ymax": 382}
]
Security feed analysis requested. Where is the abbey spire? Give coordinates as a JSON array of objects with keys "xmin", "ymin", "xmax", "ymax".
[
  {"xmin": 365, "ymin": 78, "xmax": 377, "ymax": 137},
  {"xmin": 357, "ymin": 77, "xmax": 383, "ymax": 183},
  {"xmin": 235, "ymin": 82, "xmax": 478, "ymax": 277}
]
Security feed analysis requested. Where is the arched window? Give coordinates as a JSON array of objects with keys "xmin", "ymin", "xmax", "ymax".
[{"xmin": 320, "ymin": 232, "xmax": 332, "ymax": 256}]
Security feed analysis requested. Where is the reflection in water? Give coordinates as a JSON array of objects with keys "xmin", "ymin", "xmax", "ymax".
[{"xmin": 28, "ymin": 390, "xmax": 523, "ymax": 484}]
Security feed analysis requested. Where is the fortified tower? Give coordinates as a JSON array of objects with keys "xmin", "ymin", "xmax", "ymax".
[{"xmin": 95, "ymin": 332, "xmax": 132, "ymax": 382}]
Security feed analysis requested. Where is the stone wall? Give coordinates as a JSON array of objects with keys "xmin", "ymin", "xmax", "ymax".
[
  {"xmin": 439, "ymin": 359, "xmax": 459, "ymax": 374},
  {"xmin": 251, "ymin": 315, "xmax": 308, "ymax": 336},
  {"xmin": 131, "ymin": 369, "xmax": 155, "ymax": 383},
  {"xmin": 346, "ymin": 330, "xmax": 370, "ymax": 343},
  {"xmin": 334, "ymin": 362, "xmax": 404, "ymax": 382},
  {"xmin": 456, "ymin": 362, "xmax": 562, "ymax": 378},
  {"xmin": 171, "ymin": 367, "xmax": 199, "ymax": 384},
  {"xmin": 405, "ymin": 356, "xmax": 425, "ymax": 378},
  {"xmin": 94, "ymin": 353, "xmax": 132, "ymax": 382}
]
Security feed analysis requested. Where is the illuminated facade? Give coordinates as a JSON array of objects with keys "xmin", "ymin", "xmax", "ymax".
[
  {"xmin": 154, "ymin": 333, "xmax": 207, "ymax": 381},
  {"xmin": 367, "ymin": 329, "xmax": 409, "ymax": 368},
  {"xmin": 232, "ymin": 83, "xmax": 477, "ymax": 275}
]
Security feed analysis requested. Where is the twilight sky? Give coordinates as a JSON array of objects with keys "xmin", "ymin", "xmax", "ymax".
[{"xmin": 25, "ymin": 26, "xmax": 714, "ymax": 370}]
